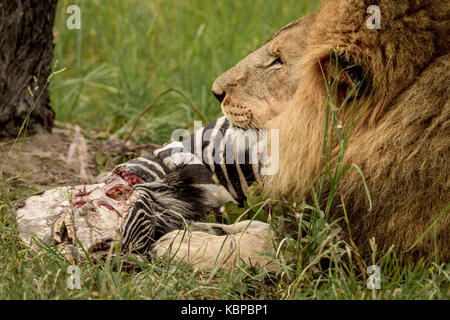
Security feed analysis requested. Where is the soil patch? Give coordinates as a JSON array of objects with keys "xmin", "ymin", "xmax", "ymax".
[{"xmin": 0, "ymin": 126, "xmax": 159, "ymax": 200}]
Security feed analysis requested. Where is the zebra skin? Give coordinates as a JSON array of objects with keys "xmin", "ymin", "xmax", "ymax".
[
  {"xmin": 110, "ymin": 116, "xmax": 265, "ymax": 254},
  {"xmin": 15, "ymin": 116, "xmax": 277, "ymax": 266}
]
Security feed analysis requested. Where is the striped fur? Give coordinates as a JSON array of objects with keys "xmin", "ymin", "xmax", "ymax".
[{"xmin": 113, "ymin": 117, "xmax": 262, "ymax": 254}]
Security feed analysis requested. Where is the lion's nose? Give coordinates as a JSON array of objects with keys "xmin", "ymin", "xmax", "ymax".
[
  {"xmin": 212, "ymin": 79, "xmax": 226, "ymax": 103},
  {"xmin": 213, "ymin": 91, "xmax": 226, "ymax": 103}
]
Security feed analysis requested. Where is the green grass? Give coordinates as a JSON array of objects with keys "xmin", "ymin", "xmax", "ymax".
[
  {"xmin": 0, "ymin": 0, "xmax": 448, "ymax": 300},
  {"xmin": 0, "ymin": 199, "xmax": 448, "ymax": 299},
  {"xmin": 50, "ymin": 0, "xmax": 320, "ymax": 144}
]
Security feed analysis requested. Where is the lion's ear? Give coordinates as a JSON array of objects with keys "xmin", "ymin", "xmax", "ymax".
[{"xmin": 319, "ymin": 51, "xmax": 370, "ymax": 105}]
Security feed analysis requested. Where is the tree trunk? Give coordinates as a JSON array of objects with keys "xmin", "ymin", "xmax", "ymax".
[{"xmin": 0, "ymin": 0, "xmax": 57, "ymax": 139}]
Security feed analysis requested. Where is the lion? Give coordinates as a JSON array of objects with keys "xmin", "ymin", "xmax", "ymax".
[
  {"xmin": 209, "ymin": 0, "xmax": 449, "ymax": 263},
  {"xmin": 16, "ymin": 0, "xmax": 449, "ymax": 271}
]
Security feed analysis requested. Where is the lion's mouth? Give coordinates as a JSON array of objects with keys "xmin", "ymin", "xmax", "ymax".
[
  {"xmin": 221, "ymin": 102, "xmax": 260, "ymax": 131},
  {"xmin": 224, "ymin": 111, "xmax": 260, "ymax": 132},
  {"xmin": 229, "ymin": 120, "xmax": 248, "ymax": 131}
]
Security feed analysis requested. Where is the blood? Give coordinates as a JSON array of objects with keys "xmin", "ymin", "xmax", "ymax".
[
  {"xmin": 113, "ymin": 167, "xmax": 144, "ymax": 185},
  {"xmin": 75, "ymin": 185, "xmax": 91, "ymax": 197},
  {"xmin": 73, "ymin": 201, "xmax": 85, "ymax": 207},
  {"xmin": 106, "ymin": 186, "xmax": 129, "ymax": 200},
  {"xmin": 98, "ymin": 201, "xmax": 122, "ymax": 217}
]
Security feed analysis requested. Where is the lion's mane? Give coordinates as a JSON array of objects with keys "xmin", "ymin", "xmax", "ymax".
[{"xmin": 263, "ymin": 0, "xmax": 449, "ymax": 261}]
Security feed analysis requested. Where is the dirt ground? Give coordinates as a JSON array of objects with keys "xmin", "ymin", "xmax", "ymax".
[{"xmin": 0, "ymin": 125, "xmax": 159, "ymax": 200}]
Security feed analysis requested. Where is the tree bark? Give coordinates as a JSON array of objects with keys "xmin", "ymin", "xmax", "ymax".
[{"xmin": 0, "ymin": 0, "xmax": 57, "ymax": 139}]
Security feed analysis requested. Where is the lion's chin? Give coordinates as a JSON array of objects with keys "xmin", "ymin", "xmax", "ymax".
[
  {"xmin": 229, "ymin": 120, "xmax": 248, "ymax": 131},
  {"xmin": 225, "ymin": 115, "xmax": 256, "ymax": 131},
  {"xmin": 228, "ymin": 120, "xmax": 259, "ymax": 136},
  {"xmin": 227, "ymin": 122, "xmax": 264, "ymax": 156}
]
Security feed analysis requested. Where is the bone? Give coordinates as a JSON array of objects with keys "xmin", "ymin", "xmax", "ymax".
[{"xmin": 15, "ymin": 176, "xmax": 139, "ymax": 253}]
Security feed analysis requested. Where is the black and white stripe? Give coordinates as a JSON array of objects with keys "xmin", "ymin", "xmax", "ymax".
[{"xmin": 113, "ymin": 117, "xmax": 262, "ymax": 254}]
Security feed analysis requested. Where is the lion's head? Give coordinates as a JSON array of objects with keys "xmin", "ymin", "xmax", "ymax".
[
  {"xmin": 213, "ymin": 0, "xmax": 449, "ymax": 261},
  {"xmin": 212, "ymin": 13, "xmax": 316, "ymax": 129}
]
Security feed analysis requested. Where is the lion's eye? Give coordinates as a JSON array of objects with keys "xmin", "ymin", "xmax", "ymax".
[{"xmin": 268, "ymin": 57, "xmax": 283, "ymax": 67}]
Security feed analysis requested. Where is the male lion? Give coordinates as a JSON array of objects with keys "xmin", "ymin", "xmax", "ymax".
[
  {"xmin": 211, "ymin": 0, "xmax": 449, "ymax": 262},
  {"xmin": 16, "ymin": 0, "xmax": 449, "ymax": 271}
]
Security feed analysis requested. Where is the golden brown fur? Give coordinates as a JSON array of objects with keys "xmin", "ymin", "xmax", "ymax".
[
  {"xmin": 212, "ymin": 13, "xmax": 317, "ymax": 129},
  {"xmin": 213, "ymin": 0, "xmax": 449, "ymax": 262}
]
